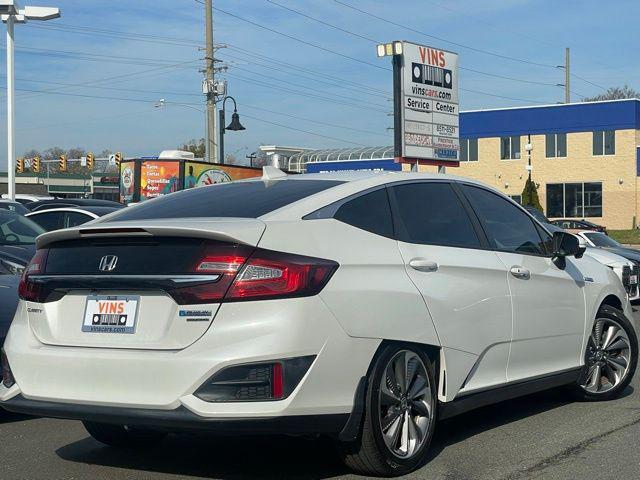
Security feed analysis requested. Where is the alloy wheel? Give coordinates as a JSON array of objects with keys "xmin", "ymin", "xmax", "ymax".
[
  {"xmin": 378, "ymin": 350, "xmax": 433, "ymax": 458},
  {"xmin": 581, "ymin": 318, "xmax": 632, "ymax": 394}
]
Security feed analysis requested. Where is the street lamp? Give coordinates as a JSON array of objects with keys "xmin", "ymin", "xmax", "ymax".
[
  {"xmin": 219, "ymin": 96, "xmax": 245, "ymax": 164},
  {"xmin": 2, "ymin": 1, "xmax": 60, "ymax": 200}
]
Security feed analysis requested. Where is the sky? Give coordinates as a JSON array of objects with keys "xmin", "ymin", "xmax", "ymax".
[{"xmin": 0, "ymin": 0, "xmax": 638, "ymax": 167}]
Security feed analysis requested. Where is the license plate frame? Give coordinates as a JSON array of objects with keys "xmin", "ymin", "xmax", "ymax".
[
  {"xmin": 630, "ymin": 275, "xmax": 638, "ymax": 285},
  {"xmin": 82, "ymin": 295, "xmax": 140, "ymax": 334}
]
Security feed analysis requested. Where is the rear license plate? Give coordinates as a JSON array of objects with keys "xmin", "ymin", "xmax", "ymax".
[
  {"xmin": 630, "ymin": 275, "xmax": 638, "ymax": 285},
  {"xmin": 82, "ymin": 295, "xmax": 139, "ymax": 334}
]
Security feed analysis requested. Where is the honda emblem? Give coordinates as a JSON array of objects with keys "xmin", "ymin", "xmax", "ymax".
[{"xmin": 98, "ymin": 255, "xmax": 118, "ymax": 272}]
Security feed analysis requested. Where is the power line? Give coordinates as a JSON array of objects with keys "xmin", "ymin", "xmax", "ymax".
[
  {"xmin": 214, "ymin": 6, "xmax": 389, "ymax": 71},
  {"xmin": 333, "ymin": 0, "xmax": 558, "ymax": 69},
  {"xmin": 570, "ymin": 73, "xmax": 608, "ymax": 92}
]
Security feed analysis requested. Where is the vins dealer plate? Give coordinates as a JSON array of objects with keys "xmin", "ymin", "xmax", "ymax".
[{"xmin": 82, "ymin": 295, "xmax": 139, "ymax": 334}]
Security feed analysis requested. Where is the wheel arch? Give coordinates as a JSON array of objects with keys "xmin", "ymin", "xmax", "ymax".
[{"xmin": 599, "ymin": 294, "xmax": 623, "ymax": 312}]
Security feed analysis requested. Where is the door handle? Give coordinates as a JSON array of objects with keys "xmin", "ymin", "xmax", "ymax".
[
  {"xmin": 510, "ymin": 266, "xmax": 531, "ymax": 280},
  {"xmin": 409, "ymin": 259, "xmax": 438, "ymax": 273}
]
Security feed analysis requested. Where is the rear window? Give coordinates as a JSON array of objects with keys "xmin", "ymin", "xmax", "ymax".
[{"xmin": 104, "ymin": 179, "xmax": 343, "ymax": 221}]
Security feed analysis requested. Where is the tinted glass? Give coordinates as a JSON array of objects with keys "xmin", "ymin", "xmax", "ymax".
[
  {"xmin": 534, "ymin": 223, "xmax": 554, "ymax": 254},
  {"xmin": 468, "ymin": 138, "xmax": 478, "ymax": 161},
  {"xmin": 584, "ymin": 182, "xmax": 602, "ymax": 217},
  {"xmin": 500, "ymin": 137, "xmax": 510, "ymax": 159},
  {"xmin": 28, "ymin": 212, "xmax": 62, "ymax": 231},
  {"xmin": 546, "ymin": 184, "xmax": 564, "ymax": 217},
  {"xmin": 556, "ymin": 133, "xmax": 567, "ymax": 157},
  {"xmin": 106, "ymin": 180, "xmax": 343, "ymax": 222},
  {"xmin": 593, "ymin": 131, "xmax": 603, "ymax": 155},
  {"xmin": 391, "ymin": 183, "xmax": 480, "ymax": 248},
  {"xmin": 604, "ymin": 130, "xmax": 615, "ymax": 155},
  {"xmin": 565, "ymin": 183, "xmax": 583, "ymax": 217},
  {"xmin": 526, "ymin": 207, "xmax": 549, "ymax": 224},
  {"xmin": 334, "ymin": 188, "xmax": 393, "ymax": 238},
  {"xmin": 0, "ymin": 202, "xmax": 28, "ymax": 215},
  {"xmin": 511, "ymin": 136, "xmax": 521, "ymax": 159},
  {"xmin": 462, "ymin": 185, "xmax": 545, "ymax": 255},
  {"xmin": 584, "ymin": 232, "xmax": 620, "ymax": 248},
  {"xmin": 65, "ymin": 212, "xmax": 93, "ymax": 228},
  {"xmin": 545, "ymin": 133, "xmax": 556, "ymax": 158},
  {"xmin": 0, "ymin": 212, "xmax": 45, "ymax": 245}
]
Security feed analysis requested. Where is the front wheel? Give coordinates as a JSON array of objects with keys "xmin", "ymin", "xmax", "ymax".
[
  {"xmin": 339, "ymin": 344, "xmax": 437, "ymax": 477},
  {"xmin": 574, "ymin": 305, "xmax": 638, "ymax": 401},
  {"xmin": 83, "ymin": 421, "xmax": 167, "ymax": 448}
]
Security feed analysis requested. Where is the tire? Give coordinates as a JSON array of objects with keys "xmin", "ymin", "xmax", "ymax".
[
  {"xmin": 83, "ymin": 421, "xmax": 167, "ymax": 448},
  {"xmin": 573, "ymin": 304, "xmax": 638, "ymax": 401},
  {"xmin": 339, "ymin": 344, "xmax": 437, "ymax": 477}
]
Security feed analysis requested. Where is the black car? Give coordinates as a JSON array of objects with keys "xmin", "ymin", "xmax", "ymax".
[
  {"xmin": 25, "ymin": 198, "xmax": 122, "ymax": 212},
  {"xmin": 0, "ymin": 274, "xmax": 20, "ymax": 375},
  {"xmin": 551, "ymin": 218, "xmax": 607, "ymax": 234},
  {"xmin": 0, "ymin": 200, "xmax": 30, "ymax": 215},
  {"xmin": 0, "ymin": 211, "xmax": 45, "ymax": 275},
  {"xmin": 523, "ymin": 206, "xmax": 564, "ymax": 233},
  {"xmin": 579, "ymin": 231, "xmax": 640, "ymax": 264}
]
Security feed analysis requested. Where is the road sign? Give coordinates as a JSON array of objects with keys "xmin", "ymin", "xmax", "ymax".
[
  {"xmin": 392, "ymin": 41, "xmax": 459, "ymax": 163},
  {"xmin": 80, "ymin": 156, "xmax": 87, "ymax": 167},
  {"xmin": 108, "ymin": 154, "xmax": 116, "ymax": 165}
]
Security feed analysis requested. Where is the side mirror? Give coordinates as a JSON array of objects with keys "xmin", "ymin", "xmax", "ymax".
[{"xmin": 552, "ymin": 231, "xmax": 584, "ymax": 258}]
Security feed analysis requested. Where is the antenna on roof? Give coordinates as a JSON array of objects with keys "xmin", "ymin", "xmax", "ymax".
[{"xmin": 262, "ymin": 166, "xmax": 287, "ymax": 181}]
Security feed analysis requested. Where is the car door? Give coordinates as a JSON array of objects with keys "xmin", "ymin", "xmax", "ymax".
[
  {"xmin": 460, "ymin": 184, "xmax": 586, "ymax": 382},
  {"xmin": 388, "ymin": 181, "xmax": 513, "ymax": 394}
]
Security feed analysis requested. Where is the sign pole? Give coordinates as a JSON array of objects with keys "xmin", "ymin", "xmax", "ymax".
[{"xmin": 392, "ymin": 53, "xmax": 403, "ymax": 161}]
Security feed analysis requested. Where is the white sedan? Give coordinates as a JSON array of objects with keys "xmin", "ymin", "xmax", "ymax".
[{"xmin": 1, "ymin": 170, "xmax": 637, "ymax": 477}]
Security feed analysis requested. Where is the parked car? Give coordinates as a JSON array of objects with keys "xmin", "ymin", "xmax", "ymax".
[
  {"xmin": 1, "ymin": 194, "xmax": 54, "ymax": 206},
  {"xmin": 1, "ymin": 171, "xmax": 636, "ymax": 477},
  {"xmin": 26, "ymin": 206, "xmax": 122, "ymax": 232},
  {"xmin": 25, "ymin": 198, "xmax": 122, "ymax": 212},
  {"xmin": 0, "ymin": 200, "xmax": 29, "ymax": 216},
  {"xmin": 522, "ymin": 208, "xmax": 638, "ymax": 300},
  {"xmin": 575, "ymin": 230, "xmax": 640, "ymax": 263},
  {"xmin": 0, "ymin": 274, "xmax": 20, "ymax": 378},
  {"xmin": 551, "ymin": 218, "xmax": 607, "ymax": 234},
  {"xmin": 0, "ymin": 211, "xmax": 44, "ymax": 276}
]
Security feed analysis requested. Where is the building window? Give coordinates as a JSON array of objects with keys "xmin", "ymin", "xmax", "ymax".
[
  {"xmin": 500, "ymin": 136, "xmax": 521, "ymax": 160},
  {"xmin": 593, "ymin": 130, "xmax": 615, "ymax": 155},
  {"xmin": 545, "ymin": 133, "xmax": 567, "ymax": 158},
  {"xmin": 546, "ymin": 182, "xmax": 603, "ymax": 218},
  {"xmin": 460, "ymin": 138, "xmax": 478, "ymax": 162}
]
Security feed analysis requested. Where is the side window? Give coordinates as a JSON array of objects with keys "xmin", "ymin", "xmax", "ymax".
[
  {"xmin": 534, "ymin": 223, "xmax": 554, "ymax": 254},
  {"xmin": 461, "ymin": 185, "xmax": 546, "ymax": 255},
  {"xmin": 333, "ymin": 188, "xmax": 393, "ymax": 238},
  {"xmin": 390, "ymin": 182, "xmax": 481, "ymax": 248},
  {"xmin": 64, "ymin": 212, "xmax": 93, "ymax": 228},
  {"xmin": 28, "ymin": 212, "xmax": 62, "ymax": 231}
]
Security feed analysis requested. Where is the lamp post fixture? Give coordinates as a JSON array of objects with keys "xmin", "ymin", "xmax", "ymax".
[
  {"xmin": 219, "ymin": 96, "xmax": 245, "ymax": 165},
  {"xmin": 2, "ymin": 1, "xmax": 60, "ymax": 200}
]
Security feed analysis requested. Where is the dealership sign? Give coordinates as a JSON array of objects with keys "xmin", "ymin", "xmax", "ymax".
[{"xmin": 383, "ymin": 41, "xmax": 459, "ymax": 163}]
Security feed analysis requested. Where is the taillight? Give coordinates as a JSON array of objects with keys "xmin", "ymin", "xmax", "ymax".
[
  {"xmin": 18, "ymin": 249, "xmax": 49, "ymax": 302},
  {"xmin": 225, "ymin": 249, "xmax": 338, "ymax": 302},
  {"xmin": 169, "ymin": 247, "xmax": 338, "ymax": 305}
]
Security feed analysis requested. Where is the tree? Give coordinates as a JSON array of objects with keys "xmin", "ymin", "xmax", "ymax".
[
  {"xmin": 179, "ymin": 138, "xmax": 205, "ymax": 158},
  {"xmin": 22, "ymin": 149, "xmax": 41, "ymax": 160},
  {"xmin": 583, "ymin": 85, "xmax": 640, "ymax": 102},
  {"xmin": 521, "ymin": 177, "xmax": 543, "ymax": 211}
]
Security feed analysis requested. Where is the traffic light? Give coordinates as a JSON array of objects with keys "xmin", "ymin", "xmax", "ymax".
[
  {"xmin": 86, "ymin": 152, "xmax": 94, "ymax": 169},
  {"xmin": 59, "ymin": 154, "xmax": 67, "ymax": 172},
  {"xmin": 115, "ymin": 152, "xmax": 122, "ymax": 168},
  {"xmin": 16, "ymin": 158, "xmax": 24, "ymax": 174},
  {"xmin": 32, "ymin": 156, "xmax": 41, "ymax": 173}
]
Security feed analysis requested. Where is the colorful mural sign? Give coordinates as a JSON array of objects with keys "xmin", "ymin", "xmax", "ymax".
[
  {"xmin": 183, "ymin": 162, "xmax": 261, "ymax": 189},
  {"xmin": 119, "ymin": 161, "xmax": 136, "ymax": 204},
  {"xmin": 140, "ymin": 161, "xmax": 180, "ymax": 200}
]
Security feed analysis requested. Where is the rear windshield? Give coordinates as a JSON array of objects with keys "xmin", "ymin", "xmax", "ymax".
[{"xmin": 104, "ymin": 179, "xmax": 343, "ymax": 222}]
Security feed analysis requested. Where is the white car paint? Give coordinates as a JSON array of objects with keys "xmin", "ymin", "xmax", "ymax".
[
  {"xmin": 0, "ymin": 171, "xmax": 632, "ymax": 418},
  {"xmin": 583, "ymin": 247, "xmax": 639, "ymax": 301}
]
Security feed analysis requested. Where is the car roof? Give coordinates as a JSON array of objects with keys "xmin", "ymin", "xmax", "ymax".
[{"xmin": 26, "ymin": 206, "xmax": 119, "ymax": 217}]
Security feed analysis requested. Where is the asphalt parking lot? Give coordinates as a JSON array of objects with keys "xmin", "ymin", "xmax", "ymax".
[{"xmin": 2, "ymin": 312, "xmax": 639, "ymax": 480}]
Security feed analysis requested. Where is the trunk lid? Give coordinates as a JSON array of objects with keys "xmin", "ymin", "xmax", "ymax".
[{"xmin": 27, "ymin": 218, "xmax": 265, "ymax": 350}]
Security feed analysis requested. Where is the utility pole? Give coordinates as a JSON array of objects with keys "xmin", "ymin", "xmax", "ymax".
[
  {"xmin": 205, "ymin": 0, "xmax": 217, "ymax": 162},
  {"xmin": 564, "ymin": 47, "xmax": 570, "ymax": 104},
  {"xmin": 6, "ymin": 14, "xmax": 15, "ymax": 200}
]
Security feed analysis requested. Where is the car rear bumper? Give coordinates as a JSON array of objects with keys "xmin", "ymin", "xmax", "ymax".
[{"xmin": 1, "ymin": 394, "xmax": 350, "ymax": 435}]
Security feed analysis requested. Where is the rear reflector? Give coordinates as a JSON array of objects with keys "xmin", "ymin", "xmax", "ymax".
[{"xmin": 1, "ymin": 349, "xmax": 15, "ymax": 388}]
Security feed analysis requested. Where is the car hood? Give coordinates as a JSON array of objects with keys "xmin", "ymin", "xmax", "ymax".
[
  {"xmin": 584, "ymin": 247, "xmax": 630, "ymax": 268},
  {"xmin": 602, "ymin": 246, "xmax": 640, "ymax": 264},
  {"xmin": 0, "ymin": 244, "xmax": 36, "ymax": 266}
]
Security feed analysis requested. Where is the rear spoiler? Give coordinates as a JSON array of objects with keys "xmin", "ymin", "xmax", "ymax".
[{"xmin": 36, "ymin": 218, "xmax": 267, "ymax": 249}]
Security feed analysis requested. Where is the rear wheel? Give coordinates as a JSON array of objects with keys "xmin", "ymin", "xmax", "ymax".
[
  {"xmin": 340, "ymin": 344, "xmax": 437, "ymax": 477},
  {"xmin": 574, "ymin": 305, "xmax": 637, "ymax": 401},
  {"xmin": 83, "ymin": 421, "xmax": 167, "ymax": 448}
]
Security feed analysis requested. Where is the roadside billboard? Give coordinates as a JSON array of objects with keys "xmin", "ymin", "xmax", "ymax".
[
  {"xmin": 140, "ymin": 160, "xmax": 180, "ymax": 200},
  {"xmin": 395, "ymin": 41, "xmax": 459, "ymax": 162},
  {"xmin": 184, "ymin": 162, "xmax": 261, "ymax": 189}
]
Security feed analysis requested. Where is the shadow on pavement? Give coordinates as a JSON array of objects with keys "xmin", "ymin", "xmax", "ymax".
[
  {"xmin": 0, "ymin": 409, "xmax": 36, "ymax": 425},
  {"xmin": 55, "ymin": 385, "xmax": 634, "ymax": 479}
]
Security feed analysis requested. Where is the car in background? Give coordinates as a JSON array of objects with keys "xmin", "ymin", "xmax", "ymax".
[
  {"xmin": 0, "ymin": 200, "xmax": 29, "ymax": 216},
  {"xmin": 0, "ymin": 211, "xmax": 44, "ymax": 276},
  {"xmin": 551, "ymin": 219, "xmax": 607, "ymax": 234},
  {"xmin": 522, "ymin": 207, "xmax": 638, "ymax": 300},
  {"xmin": 1, "ymin": 171, "xmax": 636, "ymax": 477},
  {"xmin": 575, "ymin": 230, "xmax": 640, "ymax": 264},
  {"xmin": 0, "ymin": 274, "xmax": 20, "ymax": 378},
  {"xmin": 25, "ymin": 198, "xmax": 122, "ymax": 212},
  {"xmin": 25, "ymin": 206, "xmax": 122, "ymax": 232},
  {"xmin": 1, "ymin": 194, "xmax": 54, "ymax": 206}
]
